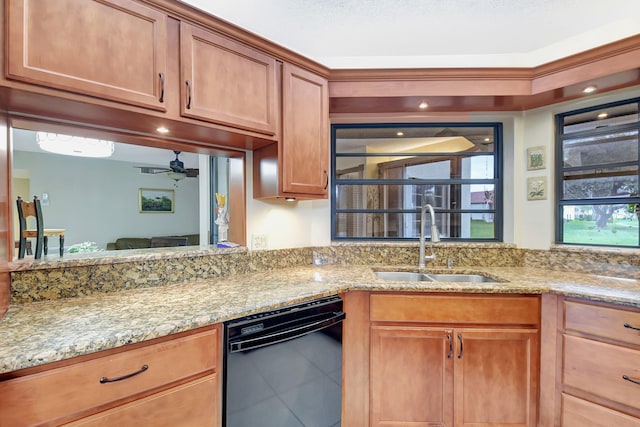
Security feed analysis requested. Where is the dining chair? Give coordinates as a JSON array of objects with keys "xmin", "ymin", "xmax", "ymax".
[{"xmin": 16, "ymin": 196, "xmax": 65, "ymax": 259}]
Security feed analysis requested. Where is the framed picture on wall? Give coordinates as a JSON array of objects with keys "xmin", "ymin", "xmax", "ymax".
[
  {"xmin": 527, "ymin": 146, "xmax": 546, "ymax": 170},
  {"xmin": 527, "ymin": 176, "xmax": 547, "ymax": 201},
  {"xmin": 139, "ymin": 188, "xmax": 175, "ymax": 213}
]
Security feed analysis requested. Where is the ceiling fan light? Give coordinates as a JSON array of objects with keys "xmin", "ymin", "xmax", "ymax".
[
  {"xmin": 167, "ymin": 171, "xmax": 187, "ymax": 181},
  {"xmin": 36, "ymin": 132, "xmax": 114, "ymax": 158}
]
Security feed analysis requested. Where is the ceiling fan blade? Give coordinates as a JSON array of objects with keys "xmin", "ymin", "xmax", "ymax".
[
  {"xmin": 185, "ymin": 168, "xmax": 199, "ymax": 178},
  {"xmin": 135, "ymin": 166, "xmax": 172, "ymax": 174}
]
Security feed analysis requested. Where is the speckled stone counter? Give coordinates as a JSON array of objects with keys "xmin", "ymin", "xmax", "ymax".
[{"xmin": 2, "ymin": 262, "xmax": 640, "ymax": 374}]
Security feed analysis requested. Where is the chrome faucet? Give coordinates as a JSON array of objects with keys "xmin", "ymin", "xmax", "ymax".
[{"xmin": 419, "ymin": 204, "xmax": 441, "ymax": 268}]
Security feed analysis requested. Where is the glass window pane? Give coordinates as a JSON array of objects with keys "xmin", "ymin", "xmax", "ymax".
[
  {"xmin": 334, "ymin": 212, "xmax": 495, "ymax": 239},
  {"xmin": 335, "ymin": 126, "xmax": 495, "ymax": 154},
  {"xmin": 562, "ymin": 204, "xmax": 639, "ymax": 246},
  {"xmin": 563, "ymin": 103, "xmax": 638, "ymax": 133},
  {"xmin": 558, "ymin": 98, "xmax": 640, "ymax": 247},
  {"xmin": 562, "ymin": 129, "xmax": 638, "ymax": 168},
  {"xmin": 562, "ymin": 166, "xmax": 638, "ymax": 199},
  {"xmin": 335, "ymin": 184, "xmax": 496, "ymax": 211},
  {"xmin": 332, "ymin": 123, "xmax": 500, "ymax": 242},
  {"xmin": 336, "ymin": 154, "xmax": 495, "ymax": 180}
]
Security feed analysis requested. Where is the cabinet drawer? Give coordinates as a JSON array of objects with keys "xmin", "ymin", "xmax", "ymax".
[
  {"xmin": 561, "ymin": 393, "xmax": 640, "ymax": 427},
  {"xmin": 565, "ymin": 301, "xmax": 640, "ymax": 346},
  {"xmin": 563, "ymin": 334, "xmax": 640, "ymax": 410},
  {"xmin": 370, "ymin": 294, "xmax": 539, "ymax": 325},
  {"xmin": 65, "ymin": 374, "xmax": 218, "ymax": 427},
  {"xmin": 0, "ymin": 328, "xmax": 217, "ymax": 427}
]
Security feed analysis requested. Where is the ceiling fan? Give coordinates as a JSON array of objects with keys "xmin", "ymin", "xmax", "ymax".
[{"xmin": 135, "ymin": 151, "xmax": 199, "ymax": 181}]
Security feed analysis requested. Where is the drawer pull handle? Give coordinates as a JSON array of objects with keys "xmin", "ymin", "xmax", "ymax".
[
  {"xmin": 457, "ymin": 334, "xmax": 463, "ymax": 359},
  {"xmin": 323, "ymin": 170, "xmax": 329, "ymax": 190},
  {"xmin": 623, "ymin": 375, "xmax": 640, "ymax": 386},
  {"xmin": 447, "ymin": 334, "xmax": 453, "ymax": 359},
  {"xmin": 99, "ymin": 364, "xmax": 148, "ymax": 384},
  {"xmin": 624, "ymin": 323, "xmax": 640, "ymax": 331}
]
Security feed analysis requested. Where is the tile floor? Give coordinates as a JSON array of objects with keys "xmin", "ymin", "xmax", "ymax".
[{"xmin": 226, "ymin": 331, "xmax": 342, "ymax": 427}]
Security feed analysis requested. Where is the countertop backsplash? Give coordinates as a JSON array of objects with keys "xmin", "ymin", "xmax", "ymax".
[{"xmin": 7, "ymin": 242, "xmax": 640, "ymax": 304}]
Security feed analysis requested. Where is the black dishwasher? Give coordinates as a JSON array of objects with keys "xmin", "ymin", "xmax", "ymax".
[{"xmin": 223, "ymin": 295, "xmax": 345, "ymax": 427}]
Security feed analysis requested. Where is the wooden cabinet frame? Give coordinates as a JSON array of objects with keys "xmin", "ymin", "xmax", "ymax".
[{"xmin": 344, "ymin": 291, "xmax": 540, "ymax": 427}]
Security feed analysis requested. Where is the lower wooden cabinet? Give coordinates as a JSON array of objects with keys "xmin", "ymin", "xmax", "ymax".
[
  {"xmin": 453, "ymin": 329, "xmax": 538, "ymax": 427},
  {"xmin": 370, "ymin": 326, "xmax": 452, "ymax": 426},
  {"xmin": 345, "ymin": 292, "xmax": 540, "ymax": 427},
  {"xmin": 0, "ymin": 325, "xmax": 221, "ymax": 427},
  {"xmin": 559, "ymin": 299, "xmax": 640, "ymax": 426},
  {"xmin": 64, "ymin": 374, "xmax": 218, "ymax": 427},
  {"xmin": 561, "ymin": 393, "xmax": 640, "ymax": 427}
]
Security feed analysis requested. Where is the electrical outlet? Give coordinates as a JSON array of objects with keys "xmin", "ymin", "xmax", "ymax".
[{"xmin": 251, "ymin": 234, "xmax": 267, "ymax": 250}]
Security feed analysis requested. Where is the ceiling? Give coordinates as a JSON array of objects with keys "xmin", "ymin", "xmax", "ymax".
[
  {"xmin": 12, "ymin": 129, "xmax": 200, "ymax": 168},
  {"xmin": 181, "ymin": 0, "xmax": 640, "ymax": 69}
]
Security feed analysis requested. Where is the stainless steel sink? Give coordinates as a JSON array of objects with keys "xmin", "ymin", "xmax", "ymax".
[
  {"xmin": 423, "ymin": 273, "xmax": 496, "ymax": 283},
  {"xmin": 374, "ymin": 271, "xmax": 496, "ymax": 283},
  {"xmin": 374, "ymin": 271, "xmax": 432, "ymax": 281}
]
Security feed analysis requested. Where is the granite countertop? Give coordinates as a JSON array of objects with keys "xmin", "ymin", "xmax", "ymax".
[{"xmin": 1, "ymin": 264, "xmax": 640, "ymax": 374}]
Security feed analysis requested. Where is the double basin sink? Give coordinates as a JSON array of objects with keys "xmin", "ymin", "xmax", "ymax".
[{"xmin": 374, "ymin": 271, "xmax": 497, "ymax": 283}]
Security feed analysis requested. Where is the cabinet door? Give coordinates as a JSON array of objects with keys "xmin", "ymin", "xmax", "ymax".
[
  {"xmin": 180, "ymin": 22, "xmax": 278, "ymax": 136},
  {"xmin": 370, "ymin": 325, "xmax": 453, "ymax": 427},
  {"xmin": 7, "ymin": 0, "xmax": 167, "ymax": 110},
  {"xmin": 454, "ymin": 329, "xmax": 538, "ymax": 427},
  {"xmin": 64, "ymin": 374, "xmax": 218, "ymax": 427},
  {"xmin": 281, "ymin": 62, "xmax": 329, "ymax": 196}
]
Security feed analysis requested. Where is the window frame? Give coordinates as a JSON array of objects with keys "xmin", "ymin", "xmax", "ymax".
[
  {"xmin": 330, "ymin": 122, "xmax": 504, "ymax": 242},
  {"xmin": 555, "ymin": 96, "xmax": 640, "ymax": 247}
]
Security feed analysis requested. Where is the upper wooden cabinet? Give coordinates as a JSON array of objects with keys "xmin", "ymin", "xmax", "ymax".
[
  {"xmin": 6, "ymin": 0, "xmax": 168, "ymax": 111},
  {"xmin": 253, "ymin": 62, "xmax": 329, "ymax": 200},
  {"xmin": 179, "ymin": 22, "xmax": 279, "ymax": 136},
  {"xmin": 281, "ymin": 62, "xmax": 329, "ymax": 196}
]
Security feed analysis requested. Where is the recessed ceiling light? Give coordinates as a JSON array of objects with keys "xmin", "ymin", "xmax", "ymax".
[
  {"xmin": 156, "ymin": 126, "xmax": 170, "ymax": 134},
  {"xmin": 582, "ymin": 85, "xmax": 597, "ymax": 94},
  {"xmin": 397, "ymin": 132, "xmax": 404, "ymax": 137},
  {"xmin": 597, "ymin": 112, "xmax": 608, "ymax": 119},
  {"xmin": 419, "ymin": 101, "xmax": 428, "ymax": 109}
]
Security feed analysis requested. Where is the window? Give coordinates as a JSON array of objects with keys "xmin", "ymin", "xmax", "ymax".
[
  {"xmin": 331, "ymin": 123, "xmax": 502, "ymax": 241},
  {"xmin": 556, "ymin": 97, "xmax": 640, "ymax": 247}
]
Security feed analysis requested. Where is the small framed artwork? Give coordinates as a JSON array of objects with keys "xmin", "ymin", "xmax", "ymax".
[
  {"xmin": 527, "ymin": 176, "xmax": 547, "ymax": 201},
  {"xmin": 527, "ymin": 146, "xmax": 546, "ymax": 170},
  {"xmin": 139, "ymin": 188, "xmax": 174, "ymax": 213}
]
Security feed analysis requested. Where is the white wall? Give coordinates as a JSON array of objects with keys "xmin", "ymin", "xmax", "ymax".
[
  {"xmin": 245, "ymin": 151, "xmax": 331, "ymax": 249},
  {"xmin": 13, "ymin": 151, "xmax": 199, "ymax": 250},
  {"xmin": 245, "ymin": 86, "xmax": 640, "ymax": 250}
]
